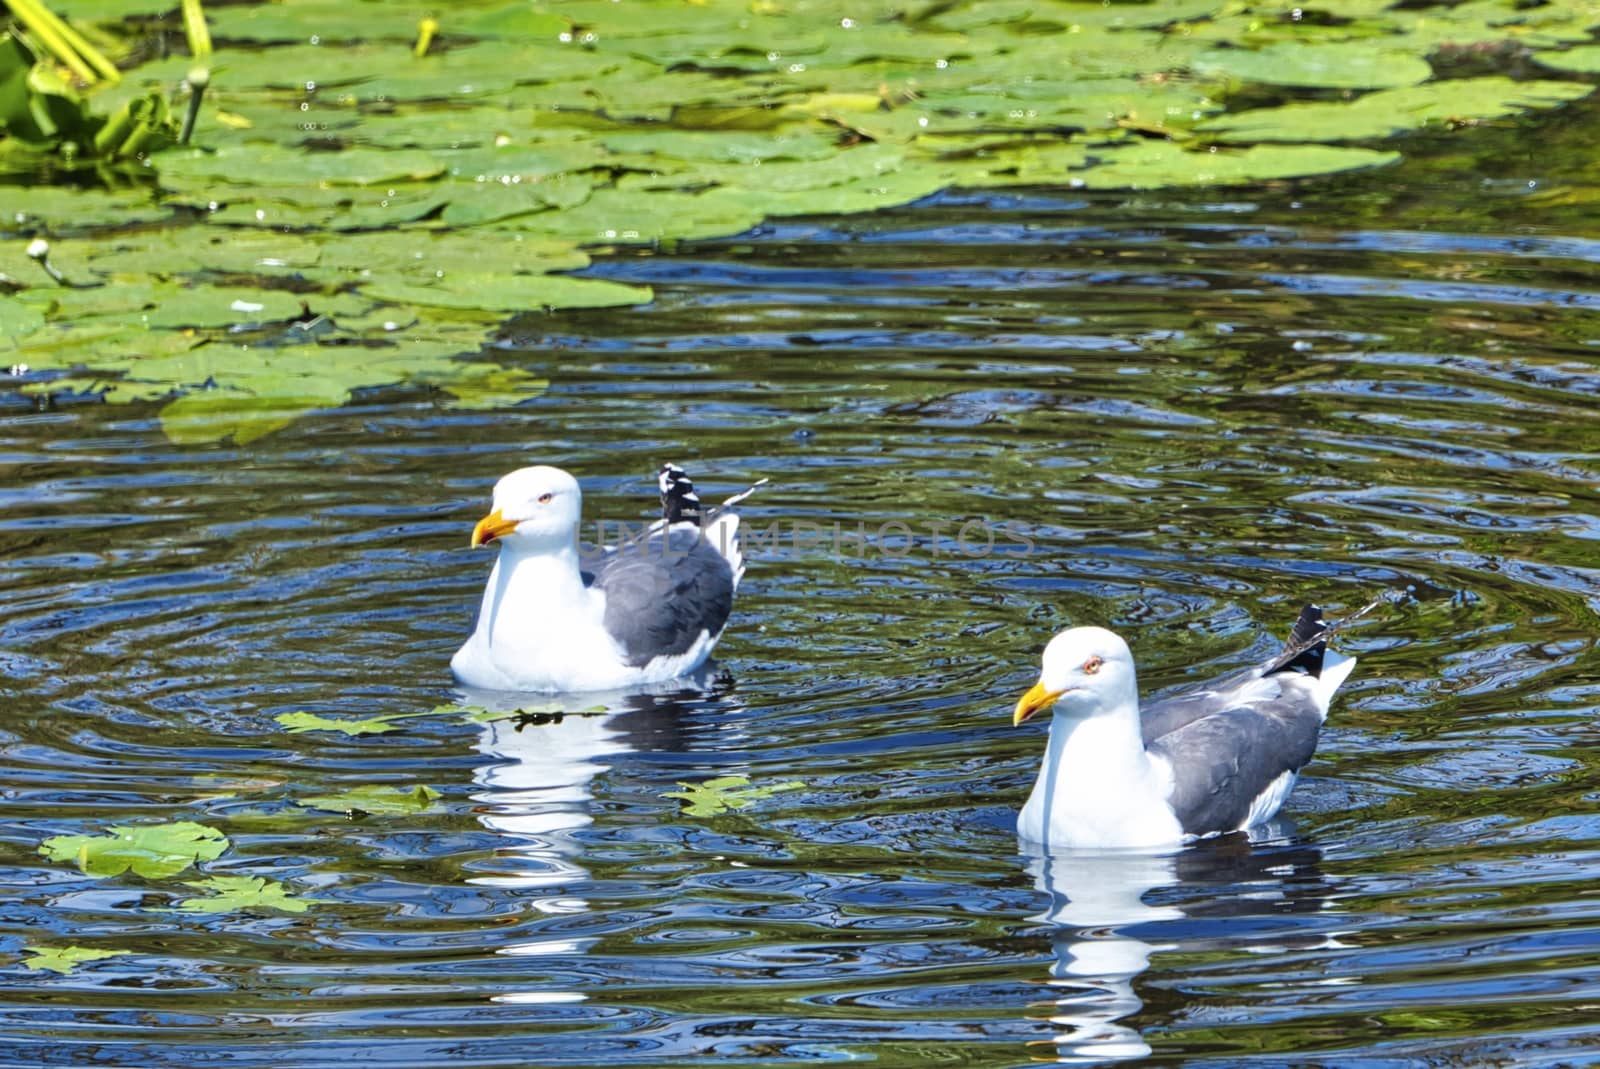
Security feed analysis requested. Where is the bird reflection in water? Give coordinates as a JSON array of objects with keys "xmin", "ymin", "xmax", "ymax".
[
  {"xmin": 459, "ymin": 671, "xmax": 731, "ymax": 1002},
  {"xmin": 1024, "ymin": 823, "xmax": 1335, "ymax": 1064}
]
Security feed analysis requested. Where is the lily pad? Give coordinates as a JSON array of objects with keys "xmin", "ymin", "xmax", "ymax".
[
  {"xmin": 39, "ymin": 821, "xmax": 230, "ymax": 879},
  {"xmin": 1534, "ymin": 45, "xmax": 1600, "ymax": 74},
  {"xmin": 663, "ymin": 774, "xmax": 806, "ymax": 818},
  {"xmin": 1199, "ymin": 78, "xmax": 1594, "ymax": 142},
  {"xmin": 275, "ymin": 710, "xmax": 405, "ymax": 735},
  {"xmin": 22, "ymin": 945, "xmax": 131, "ymax": 974},
  {"xmin": 6, "ymin": 0, "xmax": 1598, "ymax": 445},
  {"xmin": 300, "ymin": 784, "xmax": 442, "ymax": 815},
  {"xmin": 362, "ymin": 273, "xmax": 653, "ymax": 313},
  {"xmin": 174, "ymin": 875, "xmax": 316, "ymax": 914},
  {"xmin": 1078, "ymin": 141, "xmax": 1402, "ymax": 189},
  {"xmin": 0, "ymin": 296, "xmax": 45, "ymax": 337},
  {"xmin": 1195, "ymin": 41, "xmax": 1434, "ymax": 89}
]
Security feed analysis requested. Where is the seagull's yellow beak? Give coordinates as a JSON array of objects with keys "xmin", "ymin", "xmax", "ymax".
[
  {"xmin": 1013, "ymin": 681, "xmax": 1065, "ymax": 726},
  {"xmin": 470, "ymin": 508, "xmax": 519, "ymax": 548}
]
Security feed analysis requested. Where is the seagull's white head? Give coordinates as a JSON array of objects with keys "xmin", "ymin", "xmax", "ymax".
[
  {"xmin": 1013, "ymin": 626, "xmax": 1138, "ymax": 726},
  {"xmin": 469, "ymin": 465, "xmax": 582, "ymax": 551}
]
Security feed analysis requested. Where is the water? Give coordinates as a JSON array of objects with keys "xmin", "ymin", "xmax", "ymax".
[{"xmin": 7, "ymin": 129, "xmax": 1600, "ymax": 1065}]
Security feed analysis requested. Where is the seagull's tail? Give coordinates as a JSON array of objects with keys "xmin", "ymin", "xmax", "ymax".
[
  {"xmin": 655, "ymin": 463, "xmax": 766, "ymax": 588},
  {"xmin": 658, "ymin": 463, "xmax": 705, "ymax": 526},
  {"xmin": 703, "ymin": 477, "xmax": 767, "ymax": 590},
  {"xmin": 1265, "ymin": 604, "xmax": 1330, "ymax": 679}
]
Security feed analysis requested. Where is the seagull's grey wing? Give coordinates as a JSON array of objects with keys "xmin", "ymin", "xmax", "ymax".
[
  {"xmin": 1148, "ymin": 679, "xmax": 1324, "ymax": 837},
  {"xmin": 1141, "ymin": 605, "xmax": 1330, "ymax": 747},
  {"xmin": 1140, "ymin": 668, "xmax": 1258, "ymax": 746},
  {"xmin": 590, "ymin": 527, "xmax": 734, "ymax": 668}
]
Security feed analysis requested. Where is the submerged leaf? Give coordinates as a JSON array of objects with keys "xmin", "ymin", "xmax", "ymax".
[
  {"xmin": 22, "ymin": 945, "xmax": 131, "ymax": 974},
  {"xmin": 39, "ymin": 822, "xmax": 230, "ymax": 879},
  {"xmin": 663, "ymin": 775, "xmax": 806, "ymax": 818},
  {"xmin": 174, "ymin": 875, "xmax": 316, "ymax": 914},
  {"xmin": 300, "ymin": 784, "xmax": 442, "ymax": 815}
]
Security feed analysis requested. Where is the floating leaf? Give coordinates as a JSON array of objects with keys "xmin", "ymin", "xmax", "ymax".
[
  {"xmin": 1199, "ymin": 78, "xmax": 1594, "ymax": 142},
  {"xmin": 1195, "ymin": 42, "xmax": 1434, "ymax": 89},
  {"xmin": 663, "ymin": 775, "xmax": 806, "ymax": 818},
  {"xmin": 1078, "ymin": 141, "xmax": 1401, "ymax": 189},
  {"xmin": 0, "ymin": 296, "xmax": 46, "ymax": 337},
  {"xmin": 39, "ymin": 822, "xmax": 230, "ymax": 879},
  {"xmin": 438, "ymin": 365, "xmax": 549, "ymax": 409},
  {"xmin": 300, "ymin": 784, "xmax": 442, "ymax": 815},
  {"xmin": 362, "ymin": 273, "xmax": 653, "ymax": 313},
  {"xmin": 1534, "ymin": 45, "xmax": 1600, "ymax": 74},
  {"xmin": 22, "ymin": 945, "xmax": 130, "ymax": 974},
  {"xmin": 174, "ymin": 875, "xmax": 316, "ymax": 914},
  {"xmin": 275, "ymin": 710, "xmax": 406, "ymax": 735}
]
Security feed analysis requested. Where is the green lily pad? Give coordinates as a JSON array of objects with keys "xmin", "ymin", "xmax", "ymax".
[
  {"xmin": 0, "ymin": 296, "xmax": 45, "ymax": 337},
  {"xmin": 1199, "ymin": 77, "xmax": 1594, "ymax": 142},
  {"xmin": 1195, "ymin": 41, "xmax": 1434, "ymax": 89},
  {"xmin": 362, "ymin": 272, "xmax": 652, "ymax": 313},
  {"xmin": 7, "ymin": 0, "xmax": 1597, "ymax": 447},
  {"xmin": 174, "ymin": 875, "xmax": 316, "ymax": 914},
  {"xmin": 438, "ymin": 365, "xmax": 550, "ymax": 408},
  {"xmin": 1534, "ymin": 45, "xmax": 1600, "ymax": 74},
  {"xmin": 663, "ymin": 774, "xmax": 806, "ymax": 818},
  {"xmin": 159, "ymin": 144, "xmax": 446, "ymax": 187},
  {"xmin": 39, "ymin": 821, "xmax": 230, "ymax": 879},
  {"xmin": 275, "ymin": 709, "xmax": 421, "ymax": 735},
  {"xmin": 22, "ymin": 945, "xmax": 131, "ymax": 974},
  {"xmin": 1077, "ymin": 140, "xmax": 1402, "ymax": 189},
  {"xmin": 300, "ymin": 784, "xmax": 442, "ymax": 815}
]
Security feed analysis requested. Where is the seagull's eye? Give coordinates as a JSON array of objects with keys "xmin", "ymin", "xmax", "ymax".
[
  {"xmin": 538, "ymin": 492, "xmax": 554, "ymax": 504},
  {"xmin": 1082, "ymin": 655, "xmax": 1103, "ymax": 675}
]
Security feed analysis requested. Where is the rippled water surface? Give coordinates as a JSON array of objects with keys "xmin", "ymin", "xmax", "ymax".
[{"xmin": 9, "ymin": 122, "xmax": 1600, "ymax": 1067}]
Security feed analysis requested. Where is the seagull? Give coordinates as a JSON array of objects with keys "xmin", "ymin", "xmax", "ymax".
[
  {"xmin": 1011, "ymin": 605, "xmax": 1357, "ymax": 849},
  {"xmin": 451, "ymin": 463, "xmax": 762, "ymax": 693}
]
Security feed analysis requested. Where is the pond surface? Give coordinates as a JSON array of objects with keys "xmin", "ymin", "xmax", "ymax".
[{"xmin": 7, "ymin": 115, "xmax": 1600, "ymax": 1066}]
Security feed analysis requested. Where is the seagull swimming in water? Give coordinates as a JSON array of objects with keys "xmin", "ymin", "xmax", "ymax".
[
  {"xmin": 451, "ymin": 463, "xmax": 762, "ymax": 693},
  {"xmin": 1012, "ymin": 605, "xmax": 1357, "ymax": 849}
]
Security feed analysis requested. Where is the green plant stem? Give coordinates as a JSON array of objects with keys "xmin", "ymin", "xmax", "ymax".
[
  {"xmin": 5, "ymin": 0, "xmax": 119, "ymax": 83},
  {"xmin": 180, "ymin": 67, "xmax": 208, "ymax": 145},
  {"xmin": 181, "ymin": 0, "xmax": 212, "ymax": 61}
]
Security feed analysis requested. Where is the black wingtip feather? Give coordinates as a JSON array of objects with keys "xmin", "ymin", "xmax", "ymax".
[
  {"xmin": 658, "ymin": 462, "xmax": 704, "ymax": 527},
  {"xmin": 1265, "ymin": 604, "xmax": 1328, "ymax": 678}
]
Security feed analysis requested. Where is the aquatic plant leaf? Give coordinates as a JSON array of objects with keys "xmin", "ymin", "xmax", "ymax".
[
  {"xmin": 39, "ymin": 821, "xmax": 230, "ymax": 879},
  {"xmin": 159, "ymin": 144, "xmax": 446, "ymax": 186},
  {"xmin": 1195, "ymin": 42, "xmax": 1434, "ymax": 89},
  {"xmin": 438, "ymin": 365, "xmax": 550, "ymax": 408},
  {"xmin": 1199, "ymin": 78, "xmax": 1594, "ymax": 142},
  {"xmin": 274, "ymin": 711, "xmax": 404, "ymax": 735},
  {"xmin": 207, "ymin": 0, "xmax": 437, "ymax": 43},
  {"xmin": 2, "ymin": 185, "xmax": 169, "ymax": 228},
  {"xmin": 1534, "ymin": 45, "xmax": 1600, "ymax": 74},
  {"xmin": 1078, "ymin": 141, "xmax": 1402, "ymax": 189},
  {"xmin": 22, "ymin": 945, "xmax": 130, "ymax": 974},
  {"xmin": 663, "ymin": 775, "xmax": 806, "ymax": 818},
  {"xmin": 0, "ymin": 296, "xmax": 45, "ymax": 337},
  {"xmin": 300, "ymin": 784, "xmax": 442, "ymax": 815},
  {"xmin": 174, "ymin": 875, "xmax": 315, "ymax": 913},
  {"xmin": 8, "ymin": 0, "xmax": 1598, "ymax": 447},
  {"xmin": 140, "ymin": 287, "xmax": 316, "ymax": 329},
  {"xmin": 361, "ymin": 273, "xmax": 652, "ymax": 313},
  {"xmin": 438, "ymin": 174, "xmax": 595, "ymax": 227}
]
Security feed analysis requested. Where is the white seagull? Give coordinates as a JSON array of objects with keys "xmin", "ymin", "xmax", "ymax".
[
  {"xmin": 1011, "ymin": 605, "xmax": 1357, "ymax": 849},
  {"xmin": 451, "ymin": 463, "xmax": 760, "ymax": 693}
]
